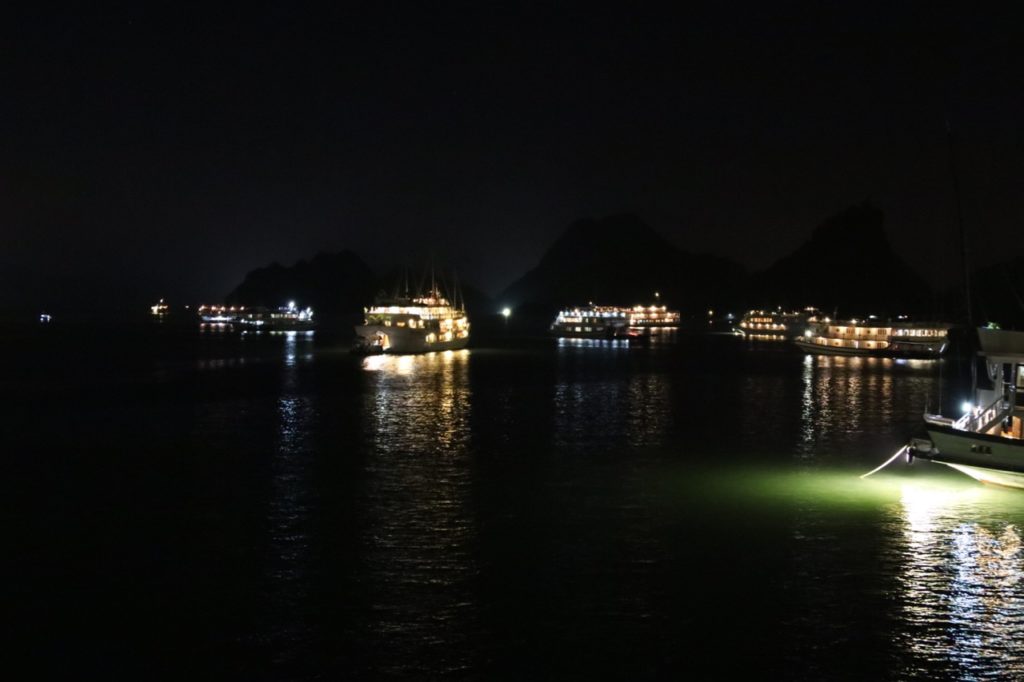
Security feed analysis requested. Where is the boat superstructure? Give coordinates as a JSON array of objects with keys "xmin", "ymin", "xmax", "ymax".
[
  {"xmin": 626, "ymin": 304, "xmax": 680, "ymax": 328},
  {"xmin": 355, "ymin": 289, "xmax": 469, "ymax": 354},
  {"xmin": 909, "ymin": 328, "xmax": 1024, "ymax": 487},
  {"xmin": 793, "ymin": 315, "xmax": 952, "ymax": 358}
]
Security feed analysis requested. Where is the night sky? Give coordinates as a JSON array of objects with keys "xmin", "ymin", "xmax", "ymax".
[{"xmin": 4, "ymin": 4, "xmax": 1021, "ymax": 308}]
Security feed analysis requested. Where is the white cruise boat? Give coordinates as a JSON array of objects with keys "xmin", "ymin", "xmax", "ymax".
[
  {"xmin": 793, "ymin": 316, "xmax": 952, "ymax": 358},
  {"xmin": 549, "ymin": 299, "xmax": 680, "ymax": 339},
  {"xmin": 197, "ymin": 302, "xmax": 315, "ymax": 331},
  {"xmin": 908, "ymin": 327, "xmax": 1024, "ymax": 487},
  {"xmin": 355, "ymin": 288, "xmax": 469, "ymax": 354},
  {"xmin": 736, "ymin": 307, "xmax": 819, "ymax": 341},
  {"xmin": 625, "ymin": 304, "xmax": 680, "ymax": 329},
  {"xmin": 550, "ymin": 305, "xmax": 630, "ymax": 339}
]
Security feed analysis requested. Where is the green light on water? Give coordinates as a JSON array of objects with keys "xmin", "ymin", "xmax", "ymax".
[{"xmin": 660, "ymin": 462, "xmax": 1024, "ymax": 514}]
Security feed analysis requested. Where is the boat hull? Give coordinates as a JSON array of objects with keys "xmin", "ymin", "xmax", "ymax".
[
  {"xmin": 793, "ymin": 339, "xmax": 943, "ymax": 358},
  {"xmin": 913, "ymin": 423, "xmax": 1024, "ymax": 488},
  {"xmin": 354, "ymin": 324, "xmax": 469, "ymax": 354},
  {"xmin": 550, "ymin": 329, "xmax": 628, "ymax": 339},
  {"xmin": 793, "ymin": 339, "xmax": 886, "ymax": 356}
]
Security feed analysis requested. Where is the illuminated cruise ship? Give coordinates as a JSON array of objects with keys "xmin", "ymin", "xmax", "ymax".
[
  {"xmin": 550, "ymin": 306, "xmax": 630, "ymax": 339},
  {"xmin": 354, "ymin": 288, "xmax": 469, "ymax": 354},
  {"xmin": 550, "ymin": 300, "xmax": 681, "ymax": 338},
  {"xmin": 736, "ymin": 307, "xmax": 819, "ymax": 341},
  {"xmin": 793, "ymin": 315, "xmax": 952, "ymax": 358},
  {"xmin": 198, "ymin": 302, "xmax": 315, "ymax": 331},
  {"xmin": 625, "ymin": 304, "xmax": 680, "ymax": 328}
]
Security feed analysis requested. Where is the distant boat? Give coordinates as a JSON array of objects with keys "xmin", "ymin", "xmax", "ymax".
[
  {"xmin": 39, "ymin": 312, "xmax": 52, "ymax": 324},
  {"xmin": 197, "ymin": 302, "xmax": 315, "ymax": 332},
  {"xmin": 550, "ymin": 301, "xmax": 679, "ymax": 339},
  {"xmin": 150, "ymin": 299, "xmax": 169, "ymax": 317},
  {"xmin": 624, "ymin": 303, "xmax": 681, "ymax": 330},
  {"xmin": 736, "ymin": 307, "xmax": 819, "ymax": 341},
  {"xmin": 793, "ymin": 315, "xmax": 952, "ymax": 358},
  {"xmin": 354, "ymin": 286, "xmax": 469, "ymax": 354},
  {"xmin": 908, "ymin": 327, "xmax": 1024, "ymax": 487},
  {"xmin": 550, "ymin": 305, "xmax": 630, "ymax": 339}
]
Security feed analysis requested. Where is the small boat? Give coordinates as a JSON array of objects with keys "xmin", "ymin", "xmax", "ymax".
[
  {"xmin": 150, "ymin": 299, "xmax": 169, "ymax": 317},
  {"xmin": 908, "ymin": 327, "xmax": 1024, "ymax": 487}
]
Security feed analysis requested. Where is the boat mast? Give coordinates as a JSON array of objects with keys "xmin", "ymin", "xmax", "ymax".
[
  {"xmin": 947, "ymin": 122, "xmax": 973, "ymax": 327},
  {"xmin": 947, "ymin": 121, "xmax": 977, "ymax": 399},
  {"xmin": 451, "ymin": 268, "xmax": 462, "ymax": 311}
]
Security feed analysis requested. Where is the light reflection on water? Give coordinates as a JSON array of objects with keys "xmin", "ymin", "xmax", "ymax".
[
  {"xmin": 357, "ymin": 350, "xmax": 480, "ymax": 676},
  {"xmin": 794, "ymin": 353, "xmax": 937, "ymax": 462},
  {"xmin": 624, "ymin": 373, "xmax": 671, "ymax": 448},
  {"xmin": 39, "ymin": 330, "xmax": 1024, "ymax": 677},
  {"xmin": 552, "ymin": 343, "xmax": 671, "ymax": 451},
  {"xmin": 697, "ymin": 467, "xmax": 1024, "ymax": 678},
  {"xmin": 555, "ymin": 337, "xmax": 632, "ymax": 351},
  {"xmin": 800, "ymin": 354, "xmax": 895, "ymax": 450},
  {"xmin": 894, "ymin": 483, "xmax": 1024, "ymax": 679},
  {"xmin": 262, "ymin": 330, "xmax": 318, "ymax": 654},
  {"xmin": 236, "ymin": 338, "xmax": 1019, "ymax": 677}
]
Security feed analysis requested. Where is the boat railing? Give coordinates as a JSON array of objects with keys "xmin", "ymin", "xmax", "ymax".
[{"xmin": 953, "ymin": 395, "xmax": 1012, "ymax": 433}]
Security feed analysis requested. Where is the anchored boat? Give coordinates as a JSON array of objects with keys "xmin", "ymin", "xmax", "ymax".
[
  {"xmin": 908, "ymin": 327, "xmax": 1024, "ymax": 487},
  {"xmin": 549, "ymin": 299, "xmax": 680, "ymax": 340},
  {"xmin": 354, "ymin": 287, "xmax": 469, "ymax": 354},
  {"xmin": 794, "ymin": 316, "xmax": 952, "ymax": 358},
  {"xmin": 197, "ymin": 302, "xmax": 315, "ymax": 332},
  {"xmin": 736, "ymin": 307, "xmax": 819, "ymax": 341},
  {"xmin": 549, "ymin": 305, "xmax": 630, "ymax": 339}
]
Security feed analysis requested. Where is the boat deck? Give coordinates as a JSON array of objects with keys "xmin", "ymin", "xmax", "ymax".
[{"xmin": 984, "ymin": 414, "xmax": 1023, "ymax": 440}]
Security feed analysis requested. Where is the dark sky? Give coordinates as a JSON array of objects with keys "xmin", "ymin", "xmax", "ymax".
[{"xmin": 3, "ymin": 3, "xmax": 1021, "ymax": 307}]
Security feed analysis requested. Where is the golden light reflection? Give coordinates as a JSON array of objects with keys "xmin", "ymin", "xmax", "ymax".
[
  {"xmin": 895, "ymin": 483, "xmax": 1024, "ymax": 678},
  {"xmin": 357, "ymin": 348, "xmax": 479, "ymax": 667},
  {"xmin": 361, "ymin": 352, "xmax": 418, "ymax": 375},
  {"xmin": 363, "ymin": 350, "xmax": 471, "ymax": 452},
  {"xmin": 551, "ymin": 355, "xmax": 670, "ymax": 450},
  {"xmin": 797, "ymin": 354, "xmax": 900, "ymax": 457}
]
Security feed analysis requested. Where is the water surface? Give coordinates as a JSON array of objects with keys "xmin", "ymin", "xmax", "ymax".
[{"xmin": 4, "ymin": 328, "xmax": 1021, "ymax": 679}]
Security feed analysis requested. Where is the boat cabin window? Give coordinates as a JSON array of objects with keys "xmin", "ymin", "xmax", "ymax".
[{"xmin": 1018, "ymin": 364, "xmax": 1024, "ymax": 389}]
